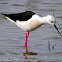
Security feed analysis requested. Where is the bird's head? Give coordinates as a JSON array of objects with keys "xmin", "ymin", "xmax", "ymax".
[
  {"xmin": 46, "ymin": 15, "xmax": 56, "ymax": 25},
  {"xmin": 46, "ymin": 15, "xmax": 62, "ymax": 36}
]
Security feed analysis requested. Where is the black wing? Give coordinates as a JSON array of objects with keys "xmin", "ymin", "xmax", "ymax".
[{"xmin": 2, "ymin": 11, "xmax": 35, "ymax": 22}]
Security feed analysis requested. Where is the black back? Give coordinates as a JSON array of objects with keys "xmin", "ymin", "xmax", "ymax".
[{"xmin": 2, "ymin": 11, "xmax": 35, "ymax": 22}]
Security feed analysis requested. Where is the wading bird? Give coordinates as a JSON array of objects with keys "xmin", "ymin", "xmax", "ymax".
[{"xmin": 2, "ymin": 11, "xmax": 62, "ymax": 53}]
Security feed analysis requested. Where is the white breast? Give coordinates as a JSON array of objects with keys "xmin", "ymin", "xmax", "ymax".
[{"xmin": 16, "ymin": 15, "xmax": 42, "ymax": 32}]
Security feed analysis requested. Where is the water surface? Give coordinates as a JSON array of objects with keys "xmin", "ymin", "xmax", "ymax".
[{"xmin": 0, "ymin": 0, "xmax": 62, "ymax": 62}]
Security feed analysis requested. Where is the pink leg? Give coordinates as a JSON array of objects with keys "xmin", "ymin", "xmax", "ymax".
[{"xmin": 24, "ymin": 32, "xmax": 29, "ymax": 53}]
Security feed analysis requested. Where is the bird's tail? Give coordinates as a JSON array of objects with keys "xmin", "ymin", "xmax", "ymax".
[
  {"xmin": 1, "ymin": 13, "xmax": 8, "ymax": 16},
  {"xmin": 1, "ymin": 13, "xmax": 15, "ymax": 23}
]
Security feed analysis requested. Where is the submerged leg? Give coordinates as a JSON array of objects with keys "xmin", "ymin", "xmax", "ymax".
[
  {"xmin": 24, "ymin": 32, "xmax": 29, "ymax": 53},
  {"xmin": 23, "ymin": 53, "xmax": 27, "ymax": 60}
]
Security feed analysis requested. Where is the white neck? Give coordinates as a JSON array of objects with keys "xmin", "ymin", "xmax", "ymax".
[
  {"xmin": 31, "ymin": 15, "xmax": 49, "ymax": 25},
  {"xmin": 39, "ymin": 15, "xmax": 48, "ymax": 24}
]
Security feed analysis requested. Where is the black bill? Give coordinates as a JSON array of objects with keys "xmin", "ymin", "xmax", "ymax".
[{"xmin": 54, "ymin": 24, "xmax": 62, "ymax": 36}]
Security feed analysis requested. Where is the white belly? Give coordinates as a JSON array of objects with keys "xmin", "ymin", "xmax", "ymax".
[{"xmin": 16, "ymin": 19, "xmax": 42, "ymax": 32}]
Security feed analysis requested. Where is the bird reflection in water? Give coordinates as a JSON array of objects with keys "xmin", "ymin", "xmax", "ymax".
[{"xmin": 23, "ymin": 52, "xmax": 38, "ymax": 61}]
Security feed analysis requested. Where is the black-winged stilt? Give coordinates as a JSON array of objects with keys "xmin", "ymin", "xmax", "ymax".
[{"xmin": 2, "ymin": 11, "xmax": 62, "ymax": 53}]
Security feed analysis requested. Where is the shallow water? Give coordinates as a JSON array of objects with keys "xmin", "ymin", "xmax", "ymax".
[{"xmin": 0, "ymin": 0, "xmax": 62, "ymax": 62}]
